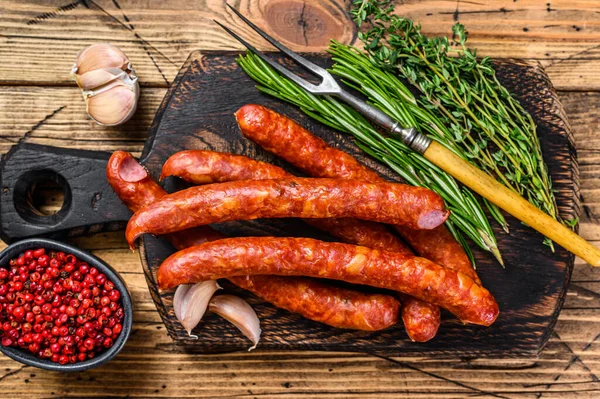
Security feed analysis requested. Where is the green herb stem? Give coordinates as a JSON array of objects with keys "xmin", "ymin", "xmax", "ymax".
[
  {"xmin": 351, "ymin": 0, "xmax": 559, "ymax": 246},
  {"xmin": 237, "ymin": 51, "xmax": 504, "ymax": 266}
]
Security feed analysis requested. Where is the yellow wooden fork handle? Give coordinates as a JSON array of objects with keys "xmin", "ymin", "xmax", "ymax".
[{"xmin": 423, "ymin": 141, "xmax": 600, "ymax": 267}]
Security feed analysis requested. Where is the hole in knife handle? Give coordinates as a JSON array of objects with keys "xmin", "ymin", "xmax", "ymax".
[{"xmin": 13, "ymin": 170, "xmax": 71, "ymax": 225}]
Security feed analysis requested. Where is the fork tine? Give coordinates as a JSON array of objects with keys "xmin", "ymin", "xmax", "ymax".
[
  {"xmin": 214, "ymin": 20, "xmax": 321, "ymax": 93},
  {"xmin": 225, "ymin": 3, "xmax": 328, "ymax": 78}
]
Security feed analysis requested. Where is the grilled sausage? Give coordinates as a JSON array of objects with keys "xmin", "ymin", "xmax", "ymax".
[
  {"xmin": 236, "ymin": 104, "xmax": 486, "ymax": 338},
  {"xmin": 157, "ymin": 237, "xmax": 499, "ymax": 327},
  {"xmin": 125, "ymin": 178, "xmax": 449, "ymax": 247},
  {"xmin": 107, "ymin": 151, "xmax": 400, "ymax": 331}
]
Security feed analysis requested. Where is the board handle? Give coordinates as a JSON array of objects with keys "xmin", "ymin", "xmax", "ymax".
[
  {"xmin": 0, "ymin": 143, "xmax": 132, "ymax": 243},
  {"xmin": 424, "ymin": 141, "xmax": 600, "ymax": 266}
]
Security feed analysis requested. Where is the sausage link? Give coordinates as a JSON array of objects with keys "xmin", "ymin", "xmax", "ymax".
[
  {"xmin": 161, "ymin": 150, "xmax": 290, "ymax": 183},
  {"xmin": 235, "ymin": 104, "xmax": 483, "ymax": 337},
  {"xmin": 163, "ymin": 150, "xmax": 419, "ymax": 333},
  {"xmin": 106, "ymin": 151, "xmax": 221, "ymax": 248},
  {"xmin": 107, "ymin": 151, "xmax": 400, "ymax": 331},
  {"xmin": 161, "ymin": 150, "xmax": 412, "ymax": 256},
  {"xmin": 163, "ymin": 150, "xmax": 414, "ymax": 332},
  {"xmin": 157, "ymin": 237, "xmax": 499, "ymax": 326},
  {"xmin": 236, "ymin": 104, "xmax": 382, "ymax": 182},
  {"xmin": 163, "ymin": 151, "xmax": 446, "ymax": 338},
  {"xmin": 106, "ymin": 150, "xmax": 170, "ymax": 212},
  {"xmin": 126, "ymin": 178, "xmax": 449, "ymax": 247},
  {"xmin": 229, "ymin": 275, "xmax": 399, "ymax": 331},
  {"xmin": 235, "ymin": 104, "xmax": 477, "ymax": 280},
  {"xmin": 401, "ymin": 297, "xmax": 441, "ymax": 342}
]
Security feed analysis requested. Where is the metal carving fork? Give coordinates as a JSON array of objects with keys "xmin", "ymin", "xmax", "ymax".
[
  {"xmin": 214, "ymin": 5, "xmax": 430, "ymax": 154},
  {"xmin": 215, "ymin": 4, "xmax": 600, "ymax": 266}
]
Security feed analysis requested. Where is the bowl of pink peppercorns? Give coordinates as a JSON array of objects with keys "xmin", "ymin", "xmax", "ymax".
[{"xmin": 0, "ymin": 238, "xmax": 132, "ymax": 371}]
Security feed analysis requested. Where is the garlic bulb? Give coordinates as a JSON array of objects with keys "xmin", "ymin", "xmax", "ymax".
[{"xmin": 71, "ymin": 44, "xmax": 139, "ymax": 126}]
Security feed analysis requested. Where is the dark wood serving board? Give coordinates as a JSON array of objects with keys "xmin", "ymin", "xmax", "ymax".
[{"xmin": 0, "ymin": 51, "xmax": 578, "ymax": 357}]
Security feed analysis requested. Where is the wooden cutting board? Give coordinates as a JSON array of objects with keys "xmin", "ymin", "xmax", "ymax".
[{"xmin": 0, "ymin": 51, "xmax": 578, "ymax": 357}]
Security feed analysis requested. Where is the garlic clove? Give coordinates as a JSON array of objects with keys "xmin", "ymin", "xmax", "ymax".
[
  {"xmin": 84, "ymin": 79, "xmax": 139, "ymax": 126},
  {"xmin": 173, "ymin": 284, "xmax": 191, "ymax": 322},
  {"xmin": 179, "ymin": 281, "xmax": 222, "ymax": 338},
  {"xmin": 209, "ymin": 295, "xmax": 261, "ymax": 351},
  {"xmin": 75, "ymin": 68, "xmax": 127, "ymax": 91},
  {"xmin": 73, "ymin": 43, "xmax": 130, "ymax": 75}
]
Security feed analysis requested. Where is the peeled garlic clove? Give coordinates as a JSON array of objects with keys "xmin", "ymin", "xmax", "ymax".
[
  {"xmin": 75, "ymin": 68, "xmax": 126, "ymax": 91},
  {"xmin": 209, "ymin": 295, "xmax": 261, "ymax": 351},
  {"xmin": 173, "ymin": 284, "xmax": 191, "ymax": 322},
  {"xmin": 73, "ymin": 43, "xmax": 130, "ymax": 75},
  {"xmin": 84, "ymin": 80, "xmax": 139, "ymax": 126},
  {"xmin": 179, "ymin": 280, "xmax": 222, "ymax": 337}
]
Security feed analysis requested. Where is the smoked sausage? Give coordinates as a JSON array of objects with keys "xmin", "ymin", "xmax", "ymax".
[
  {"xmin": 162, "ymin": 150, "xmax": 443, "ymax": 340},
  {"xmin": 157, "ymin": 237, "xmax": 499, "ymax": 327},
  {"xmin": 126, "ymin": 178, "xmax": 449, "ymax": 247},
  {"xmin": 229, "ymin": 275, "xmax": 400, "ymax": 331},
  {"xmin": 106, "ymin": 151, "xmax": 224, "ymax": 248},
  {"xmin": 161, "ymin": 150, "xmax": 413, "ymax": 256},
  {"xmin": 107, "ymin": 151, "xmax": 400, "ymax": 331},
  {"xmin": 235, "ymin": 104, "xmax": 478, "ymax": 281},
  {"xmin": 161, "ymin": 150, "xmax": 290, "ymax": 183},
  {"xmin": 235, "ymin": 104, "xmax": 485, "ymax": 339},
  {"xmin": 163, "ymin": 150, "xmax": 439, "ymax": 335}
]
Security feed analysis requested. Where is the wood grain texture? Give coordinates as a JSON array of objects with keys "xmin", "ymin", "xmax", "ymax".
[
  {"xmin": 1, "ymin": 0, "xmax": 600, "ymax": 90},
  {"xmin": 123, "ymin": 52, "xmax": 576, "ymax": 356},
  {"xmin": 0, "ymin": 0, "xmax": 598, "ymax": 397},
  {"xmin": 0, "ymin": 85, "xmax": 163, "ymax": 154}
]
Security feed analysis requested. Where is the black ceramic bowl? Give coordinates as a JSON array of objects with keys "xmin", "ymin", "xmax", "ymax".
[{"xmin": 0, "ymin": 238, "xmax": 133, "ymax": 372}]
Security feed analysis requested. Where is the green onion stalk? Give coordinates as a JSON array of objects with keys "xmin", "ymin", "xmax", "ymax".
[{"xmin": 237, "ymin": 51, "xmax": 503, "ymax": 267}]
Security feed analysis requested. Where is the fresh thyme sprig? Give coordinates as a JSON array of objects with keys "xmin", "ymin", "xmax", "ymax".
[
  {"xmin": 328, "ymin": 41, "xmax": 509, "ymax": 233},
  {"xmin": 237, "ymin": 51, "xmax": 503, "ymax": 266},
  {"xmin": 351, "ymin": 0, "xmax": 559, "ymax": 248}
]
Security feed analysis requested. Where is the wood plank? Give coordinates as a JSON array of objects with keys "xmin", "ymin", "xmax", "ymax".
[
  {"xmin": 1, "ymin": 0, "xmax": 600, "ymax": 90},
  {"xmin": 0, "ymin": 341, "xmax": 599, "ymax": 398},
  {"xmin": 0, "ymin": 106, "xmax": 596, "ymax": 396},
  {"xmin": 0, "ymin": 29, "xmax": 599, "ymax": 399},
  {"xmin": 0, "ymin": 85, "xmax": 164, "ymax": 154}
]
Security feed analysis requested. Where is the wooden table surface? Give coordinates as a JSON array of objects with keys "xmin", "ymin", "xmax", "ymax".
[{"xmin": 0, "ymin": 0, "xmax": 599, "ymax": 397}]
